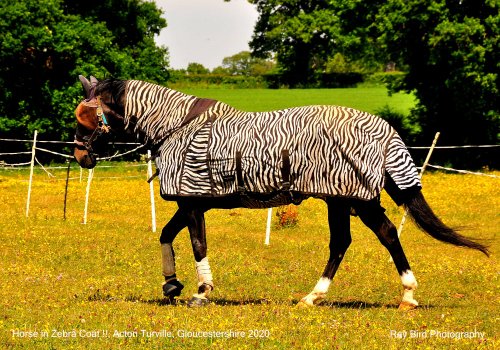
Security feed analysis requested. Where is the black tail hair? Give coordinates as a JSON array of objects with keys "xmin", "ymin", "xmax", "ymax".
[{"xmin": 404, "ymin": 191, "xmax": 489, "ymax": 257}]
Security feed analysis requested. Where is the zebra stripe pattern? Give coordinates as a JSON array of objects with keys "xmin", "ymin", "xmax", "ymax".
[{"xmin": 124, "ymin": 80, "xmax": 421, "ymax": 202}]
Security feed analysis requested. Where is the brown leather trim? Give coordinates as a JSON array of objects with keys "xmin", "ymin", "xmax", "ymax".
[{"xmin": 182, "ymin": 98, "xmax": 217, "ymax": 125}]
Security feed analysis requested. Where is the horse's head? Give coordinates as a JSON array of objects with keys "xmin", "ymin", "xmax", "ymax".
[{"xmin": 74, "ymin": 75, "xmax": 125, "ymax": 168}]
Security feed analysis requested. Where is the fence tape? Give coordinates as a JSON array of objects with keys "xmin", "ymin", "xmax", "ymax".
[
  {"xmin": 35, "ymin": 147, "xmax": 73, "ymax": 158},
  {"xmin": 0, "ymin": 151, "xmax": 32, "ymax": 156},
  {"xmin": 34, "ymin": 144, "xmax": 146, "ymax": 161},
  {"xmin": 0, "ymin": 138, "xmax": 74, "ymax": 144},
  {"xmin": 427, "ymin": 164, "xmax": 499, "ymax": 178},
  {"xmin": 95, "ymin": 163, "xmax": 147, "ymax": 168},
  {"xmin": 2, "ymin": 137, "xmax": 498, "ymax": 179},
  {"xmin": 32, "ymin": 163, "xmax": 147, "ymax": 170},
  {"xmin": 408, "ymin": 145, "xmax": 499, "ymax": 149},
  {"xmin": 96, "ymin": 144, "xmax": 145, "ymax": 160},
  {"xmin": 0, "ymin": 161, "xmax": 32, "ymax": 167},
  {"xmin": 3, "ymin": 137, "xmax": 498, "ymax": 149},
  {"xmin": 0, "ymin": 162, "xmax": 148, "ymax": 170},
  {"xmin": 90, "ymin": 175, "xmax": 145, "ymax": 180},
  {"xmin": 49, "ymin": 175, "xmax": 145, "ymax": 181},
  {"xmin": 0, "ymin": 138, "xmax": 141, "ymax": 145},
  {"xmin": 35, "ymin": 157, "xmax": 55, "ymax": 178}
]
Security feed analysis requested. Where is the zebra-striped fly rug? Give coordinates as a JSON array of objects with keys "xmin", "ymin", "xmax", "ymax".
[{"xmin": 124, "ymin": 80, "xmax": 421, "ymax": 204}]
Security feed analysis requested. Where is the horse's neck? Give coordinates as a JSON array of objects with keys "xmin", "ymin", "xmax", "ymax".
[{"xmin": 124, "ymin": 80, "xmax": 198, "ymax": 143}]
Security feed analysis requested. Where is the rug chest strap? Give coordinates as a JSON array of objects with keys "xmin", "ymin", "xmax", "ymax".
[{"xmin": 147, "ymin": 168, "xmax": 159, "ymax": 183}]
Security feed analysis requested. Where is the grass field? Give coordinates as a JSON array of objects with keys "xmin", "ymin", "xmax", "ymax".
[
  {"xmin": 0, "ymin": 164, "xmax": 498, "ymax": 349},
  {"xmin": 178, "ymin": 87, "xmax": 416, "ymax": 116}
]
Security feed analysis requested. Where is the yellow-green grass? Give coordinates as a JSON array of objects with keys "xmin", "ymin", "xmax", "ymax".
[{"xmin": 0, "ymin": 166, "xmax": 498, "ymax": 349}]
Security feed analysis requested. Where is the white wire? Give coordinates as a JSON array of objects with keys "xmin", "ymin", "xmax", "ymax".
[
  {"xmin": 426, "ymin": 164, "xmax": 500, "ymax": 178},
  {"xmin": 34, "ymin": 157, "xmax": 55, "ymax": 178},
  {"xmin": 0, "ymin": 138, "xmax": 141, "ymax": 145},
  {"xmin": 0, "ymin": 161, "xmax": 32, "ymax": 167},
  {"xmin": 408, "ymin": 145, "xmax": 499, "ymax": 149},
  {"xmin": 0, "ymin": 151, "xmax": 32, "ymax": 155},
  {"xmin": 96, "ymin": 144, "xmax": 146, "ymax": 160},
  {"xmin": 34, "ymin": 147, "xmax": 73, "ymax": 158}
]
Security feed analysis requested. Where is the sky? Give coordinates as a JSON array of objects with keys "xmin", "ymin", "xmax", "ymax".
[{"xmin": 154, "ymin": 0, "xmax": 259, "ymax": 70}]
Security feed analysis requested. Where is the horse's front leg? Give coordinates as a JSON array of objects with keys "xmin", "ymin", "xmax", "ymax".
[
  {"xmin": 185, "ymin": 207, "xmax": 214, "ymax": 307},
  {"xmin": 160, "ymin": 208, "xmax": 189, "ymax": 302}
]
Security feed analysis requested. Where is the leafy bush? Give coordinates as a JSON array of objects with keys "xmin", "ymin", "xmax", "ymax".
[
  {"xmin": 168, "ymin": 74, "xmax": 268, "ymax": 89},
  {"xmin": 365, "ymin": 72, "xmax": 406, "ymax": 88},
  {"xmin": 263, "ymin": 72, "xmax": 364, "ymax": 89},
  {"xmin": 375, "ymin": 105, "xmax": 421, "ymax": 144}
]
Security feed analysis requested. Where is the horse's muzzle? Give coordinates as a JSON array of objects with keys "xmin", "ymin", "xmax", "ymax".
[{"xmin": 74, "ymin": 147, "xmax": 96, "ymax": 169}]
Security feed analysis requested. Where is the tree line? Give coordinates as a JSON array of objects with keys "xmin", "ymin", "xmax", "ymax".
[
  {"xmin": 0, "ymin": 0, "xmax": 168, "ymax": 145},
  {"xmin": 168, "ymin": 50, "xmax": 368, "ymax": 89},
  {"xmin": 0, "ymin": 0, "xmax": 498, "ymax": 167},
  {"xmin": 243, "ymin": 0, "xmax": 498, "ymax": 150}
]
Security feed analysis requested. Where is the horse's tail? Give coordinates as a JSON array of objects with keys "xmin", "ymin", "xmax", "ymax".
[
  {"xmin": 384, "ymin": 176, "xmax": 489, "ymax": 257},
  {"xmin": 404, "ymin": 191, "xmax": 489, "ymax": 256},
  {"xmin": 382, "ymin": 131, "xmax": 488, "ymax": 256}
]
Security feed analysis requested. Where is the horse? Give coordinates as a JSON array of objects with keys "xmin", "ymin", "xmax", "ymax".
[{"xmin": 73, "ymin": 75, "xmax": 488, "ymax": 309}]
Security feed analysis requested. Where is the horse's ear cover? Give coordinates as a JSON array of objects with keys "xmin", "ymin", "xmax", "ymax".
[
  {"xmin": 90, "ymin": 76, "xmax": 99, "ymax": 86},
  {"xmin": 79, "ymin": 75, "xmax": 91, "ymax": 99}
]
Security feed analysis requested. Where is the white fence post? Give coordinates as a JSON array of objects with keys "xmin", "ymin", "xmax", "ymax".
[
  {"xmin": 83, "ymin": 168, "xmax": 94, "ymax": 224},
  {"xmin": 147, "ymin": 150, "xmax": 157, "ymax": 233},
  {"xmin": 25, "ymin": 130, "xmax": 38, "ymax": 217},
  {"xmin": 265, "ymin": 207, "xmax": 272, "ymax": 245}
]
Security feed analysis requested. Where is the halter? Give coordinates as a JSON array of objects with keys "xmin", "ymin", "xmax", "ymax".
[{"xmin": 74, "ymin": 96, "xmax": 111, "ymax": 152}]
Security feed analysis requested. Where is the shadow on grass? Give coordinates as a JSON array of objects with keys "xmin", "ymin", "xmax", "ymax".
[
  {"xmin": 122, "ymin": 296, "xmax": 435, "ymax": 309},
  {"xmin": 86, "ymin": 291, "xmax": 435, "ymax": 309},
  {"xmin": 321, "ymin": 300, "xmax": 436, "ymax": 310},
  {"xmin": 321, "ymin": 301, "xmax": 397, "ymax": 309},
  {"xmin": 135, "ymin": 297, "xmax": 276, "ymax": 307}
]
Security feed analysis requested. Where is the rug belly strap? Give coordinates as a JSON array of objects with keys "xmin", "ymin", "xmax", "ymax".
[
  {"xmin": 280, "ymin": 149, "xmax": 291, "ymax": 191},
  {"xmin": 235, "ymin": 151, "xmax": 245, "ymax": 193}
]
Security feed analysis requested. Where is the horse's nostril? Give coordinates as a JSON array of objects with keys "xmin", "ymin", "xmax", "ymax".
[{"xmin": 85, "ymin": 153, "xmax": 96, "ymax": 169}]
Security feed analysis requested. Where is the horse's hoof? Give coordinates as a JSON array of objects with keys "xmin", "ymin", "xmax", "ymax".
[
  {"xmin": 297, "ymin": 299, "xmax": 314, "ymax": 308},
  {"xmin": 398, "ymin": 301, "xmax": 418, "ymax": 311},
  {"xmin": 188, "ymin": 296, "xmax": 209, "ymax": 307},
  {"xmin": 162, "ymin": 280, "xmax": 184, "ymax": 301}
]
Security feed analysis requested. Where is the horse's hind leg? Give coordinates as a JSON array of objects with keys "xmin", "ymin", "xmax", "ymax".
[
  {"xmin": 354, "ymin": 200, "xmax": 418, "ymax": 310},
  {"xmin": 160, "ymin": 208, "xmax": 189, "ymax": 302},
  {"xmin": 299, "ymin": 197, "xmax": 352, "ymax": 306}
]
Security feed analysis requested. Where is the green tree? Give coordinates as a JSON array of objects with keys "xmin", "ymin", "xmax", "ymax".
[
  {"xmin": 244, "ymin": 0, "xmax": 498, "ymax": 153},
  {"xmin": 186, "ymin": 62, "xmax": 210, "ymax": 75},
  {"xmin": 248, "ymin": 0, "xmax": 383, "ymax": 86},
  {"xmin": 222, "ymin": 51, "xmax": 253, "ymax": 75},
  {"xmin": 374, "ymin": 0, "xmax": 499, "ymax": 147},
  {"xmin": 221, "ymin": 51, "xmax": 275, "ymax": 76},
  {"xmin": 211, "ymin": 66, "xmax": 230, "ymax": 75},
  {"xmin": 0, "ymin": 0, "xmax": 168, "ymax": 142},
  {"xmin": 249, "ymin": 0, "xmax": 334, "ymax": 86}
]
